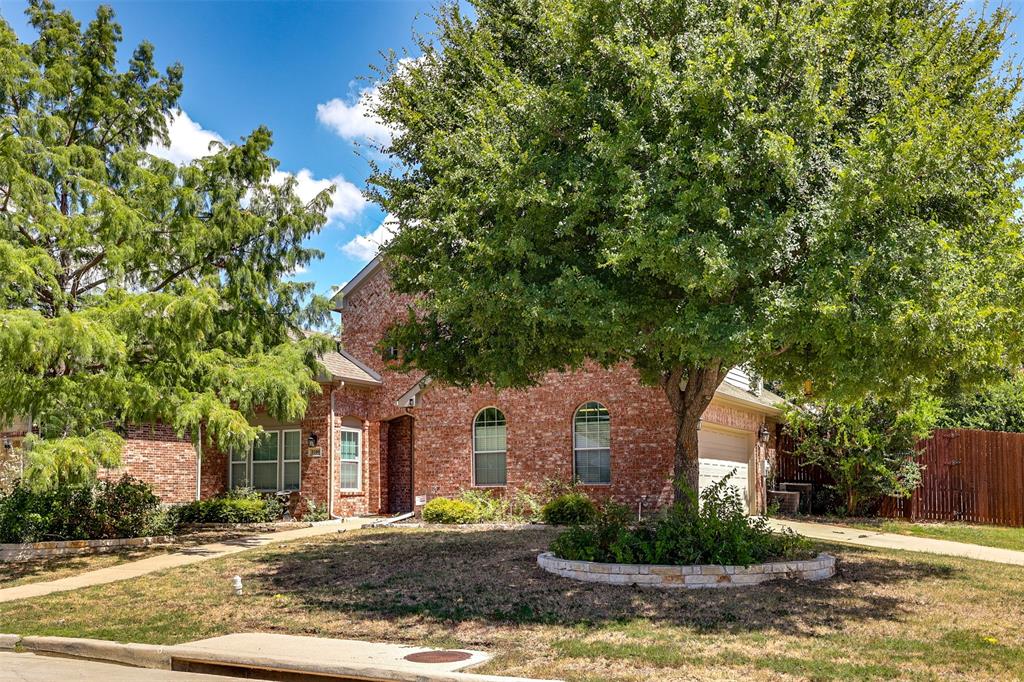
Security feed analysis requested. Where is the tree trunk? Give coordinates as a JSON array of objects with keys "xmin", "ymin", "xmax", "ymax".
[{"xmin": 661, "ymin": 361, "xmax": 727, "ymax": 505}]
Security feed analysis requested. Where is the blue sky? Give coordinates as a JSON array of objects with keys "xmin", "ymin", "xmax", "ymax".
[
  {"xmin": 0, "ymin": 0, "xmax": 437, "ymax": 300},
  {"xmin": 2, "ymin": 0, "xmax": 1023, "ymax": 303}
]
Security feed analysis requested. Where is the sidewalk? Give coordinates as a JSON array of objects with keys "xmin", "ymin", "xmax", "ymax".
[
  {"xmin": 770, "ymin": 518, "xmax": 1024, "ymax": 566},
  {"xmin": 0, "ymin": 518, "xmax": 370, "ymax": 604}
]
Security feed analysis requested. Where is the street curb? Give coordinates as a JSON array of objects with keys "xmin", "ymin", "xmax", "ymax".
[
  {"xmin": 13, "ymin": 635, "xmax": 560, "ymax": 682},
  {"xmin": 0, "ymin": 633, "xmax": 21, "ymax": 650}
]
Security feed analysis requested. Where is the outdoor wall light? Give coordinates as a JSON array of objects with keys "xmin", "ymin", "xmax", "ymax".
[
  {"xmin": 307, "ymin": 433, "xmax": 318, "ymax": 448},
  {"xmin": 2, "ymin": 438, "xmax": 10, "ymax": 450},
  {"xmin": 696, "ymin": 418, "xmax": 702, "ymax": 431},
  {"xmin": 758, "ymin": 424, "xmax": 771, "ymax": 443}
]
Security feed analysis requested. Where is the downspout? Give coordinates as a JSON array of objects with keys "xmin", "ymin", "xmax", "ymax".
[
  {"xmin": 194, "ymin": 422, "xmax": 202, "ymax": 501},
  {"xmin": 328, "ymin": 382, "xmax": 338, "ymax": 518}
]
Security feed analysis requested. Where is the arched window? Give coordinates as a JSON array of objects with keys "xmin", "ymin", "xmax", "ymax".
[
  {"xmin": 574, "ymin": 402, "xmax": 610, "ymax": 484},
  {"xmin": 473, "ymin": 407, "xmax": 507, "ymax": 486}
]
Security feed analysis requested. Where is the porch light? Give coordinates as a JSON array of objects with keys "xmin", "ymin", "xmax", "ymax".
[
  {"xmin": 307, "ymin": 433, "xmax": 319, "ymax": 448},
  {"xmin": 696, "ymin": 418, "xmax": 702, "ymax": 431},
  {"xmin": 758, "ymin": 424, "xmax": 771, "ymax": 443},
  {"xmin": 2, "ymin": 438, "xmax": 10, "ymax": 450}
]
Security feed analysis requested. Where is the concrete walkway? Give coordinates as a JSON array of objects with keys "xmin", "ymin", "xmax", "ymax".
[
  {"xmin": 0, "ymin": 518, "xmax": 370, "ymax": 604},
  {"xmin": 770, "ymin": 518, "xmax": 1024, "ymax": 567}
]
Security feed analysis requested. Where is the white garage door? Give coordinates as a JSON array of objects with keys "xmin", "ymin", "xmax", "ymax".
[{"xmin": 698, "ymin": 427, "xmax": 752, "ymax": 513}]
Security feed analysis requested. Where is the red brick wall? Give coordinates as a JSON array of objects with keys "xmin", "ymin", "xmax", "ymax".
[
  {"xmin": 105, "ymin": 424, "xmax": 198, "ymax": 503},
  {"xmin": 409, "ymin": 363, "xmax": 768, "ymax": 510},
  {"xmin": 386, "ymin": 415, "xmax": 414, "ymax": 513},
  {"xmin": 338, "ymin": 263, "xmax": 774, "ymax": 514}
]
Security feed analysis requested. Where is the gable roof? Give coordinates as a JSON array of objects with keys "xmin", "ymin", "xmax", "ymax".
[
  {"xmin": 394, "ymin": 372, "xmax": 784, "ymax": 415},
  {"xmin": 320, "ymin": 348, "xmax": 383, "ymax": 386},
  {"xmin": 331, "ymin": 255, "xmax": 382, "ymax": 312}
]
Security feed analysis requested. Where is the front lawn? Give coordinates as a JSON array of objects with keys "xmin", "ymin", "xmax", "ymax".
[
  {"xmin": 0, "ymin": 526, "xmax": 1022, "ymax": 680},
  {"xmin": 844, "ymin": 519, "xmax": 1024, "ymax": 552}
]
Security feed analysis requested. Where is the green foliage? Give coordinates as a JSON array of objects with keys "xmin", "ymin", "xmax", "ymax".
[
  {"xmin": 938, "ymin": 375, "xmax": 1024, "ymax": 433},
  {"xmin": 421, "ymin": 496, "xmax": 481, "ymax": 524},
  {"xmin": 0, "ymin": 1, "xmax": 333, "ymax": 485},
  {"xmin": 302, "ymin": 499, "xmax": 329, "ymax": 522},
  {"xmin": 541, "ymin": 492, "xmax": 597, "ymax": 526},
  {"xmin": 20, "ymin": 431, "xmax": 123, "ymax": 490},
  {"xmin": 784, "ymin": 396, "xmax": 939, "ymax": 515},
  {"xmin": 369, "ymin": 0, "xmax": 1024, "ymax": 494},
  {"xmin": 171, "ymin": 488, "xmax": 283, "ymax": 525},
  {"xmin": 550, "ymin": 477, "xmax": 813, "ymax": 566},
  {"xmin": 0, "ymin": 475, "xmax": 160, "ymax": 543}
]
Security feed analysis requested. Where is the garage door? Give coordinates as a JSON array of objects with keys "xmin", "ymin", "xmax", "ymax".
[{"xmin": 698, "ymin": 427, "xmax": 752, "ymax": 513}]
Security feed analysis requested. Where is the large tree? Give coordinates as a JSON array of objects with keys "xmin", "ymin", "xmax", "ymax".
[
  {"xmin": 0, "ymin": 1, "xmax": 332, "ymax": 486},
  {"xmin": 369, "ymin": 0, "xmax": 1024, "ymax": 499}
]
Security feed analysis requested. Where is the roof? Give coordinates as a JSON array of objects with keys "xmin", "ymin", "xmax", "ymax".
[
  {"xmin": 713, "ymin": 380, "xmax": 785, "ymax": 416},
  {"xmin": 320, "ymin": 348, "xmax": 383, "ymax": 386},
  {"xmin": 395, "ymin": 372, "xmax": 785, "ymax": 415}
]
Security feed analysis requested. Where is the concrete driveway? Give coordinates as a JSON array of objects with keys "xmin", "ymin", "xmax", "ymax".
[{"xmin": 769, "ymin": 518, "xmax": 1024, "ymax": 566}]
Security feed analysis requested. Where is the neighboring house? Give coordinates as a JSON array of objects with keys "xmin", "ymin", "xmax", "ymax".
[{"xmin": 6, "ymin": 257, "xmax": 785, "ymax": 515}]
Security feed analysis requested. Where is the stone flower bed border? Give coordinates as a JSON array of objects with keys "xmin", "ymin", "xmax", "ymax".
[
  {"xmin": 0, "ymin": 535, "xmax": 174, "ymax": 563},
  {"xmin": 538, "ymin": 552, "xmax": 836, "ymax": 588}
]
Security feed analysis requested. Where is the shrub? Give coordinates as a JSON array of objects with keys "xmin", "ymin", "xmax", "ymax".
[
  {"xmin": 171, "ymin": 488, "xmax": 283, "ymax": 525},
  {"xmin": 421, "ymin": 497, "xmax": 481, "ymax": 524},
  {"xmin": 0, "ymin": 476, "xmax": 161, "ymax": 543},
  {"xmin": 550, "ymin": 477, "xmax": 813, "ymax": 566},
  {"xmin": 541, "ymin": 492, "xmax": 597, "ymax": 525},
  {"xmin": 94, "ymin": 476, "xmax": 161, "ymax": 538}
]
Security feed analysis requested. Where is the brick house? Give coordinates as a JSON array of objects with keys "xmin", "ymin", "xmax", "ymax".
[{"xmin": 4, "ymin": 257, "xmax": 784, "ymax": 516}]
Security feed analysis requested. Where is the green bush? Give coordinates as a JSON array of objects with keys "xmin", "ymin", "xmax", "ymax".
[
  {"xmin": 421, "ymin": 497, "xmax": 481, "ymax": 524},
  {"xmin": 0, "ymin": 476, "xmax": 160, "ymax": 543},
  {"xmin": 171, "ymin": 488, "xmax": 283, "ymax": 525},
  {"xmin": 550, "ymin": 476, "xmax": 813, "ymax": 566},
  {"xmin": 541, "ymin": 492, "xmax": 597, "ymax": 525}
]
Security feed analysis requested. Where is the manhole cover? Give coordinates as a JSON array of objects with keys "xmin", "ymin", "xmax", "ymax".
[{"xmin": 404, "ymin": 650, "xmax": 473, "ymax": 664}]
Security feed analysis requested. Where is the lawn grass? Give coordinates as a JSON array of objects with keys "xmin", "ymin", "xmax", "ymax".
[
  {"xmin": 842, "ymin": 519, "xmax": 1024, "ymax": 552},
  {"xmin": 0, "ymin": 526, "xmax": 1022, "ymax": 680}
]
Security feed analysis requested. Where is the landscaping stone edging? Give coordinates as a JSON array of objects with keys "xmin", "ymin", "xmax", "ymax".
[
  {"xmin": 0, "ymin": 535, "xmax": 173, "ymax": 563},
  {"xmin": 537, "ymin": 552, "xmax": 836, "ymax": 588}
]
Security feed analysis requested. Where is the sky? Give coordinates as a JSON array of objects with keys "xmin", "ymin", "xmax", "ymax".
[
  {"xmin": 0, "ymin": 0, "xmax": 439, "ymax": 302},
  {"xmin": 1, "ymin": 0, "xmax": 1023, "ymax": 304}
]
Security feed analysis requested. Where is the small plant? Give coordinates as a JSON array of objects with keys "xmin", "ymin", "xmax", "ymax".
[
  {"xmin": 303, "ymin": 499, "xmax": 329, "ymax": 522},
  {"xmin": 541, "ymin": 492, "xmax": 597, "ymax": 525},
  {"xmin": 171, "ymin": 488, "xmax": 283, "ymax": 525},
  {"xmin": 549, "ymin": 476, "xmax": 814, "ymax": 566},
  {"xmin": 421, "ymin": 497, "xmax": 481, "ymax": 524}
]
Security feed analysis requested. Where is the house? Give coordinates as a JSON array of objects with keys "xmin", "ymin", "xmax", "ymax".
[{"xmin": 4, "ymin": 257, "xmax": 785, "ymax": 516}]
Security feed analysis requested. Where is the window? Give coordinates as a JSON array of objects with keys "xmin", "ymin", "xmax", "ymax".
[
  {"xmin": 339, "ymin": 426, "xmax": 361, "ymax": 491},
  {"xmin": 229, "ymin": 429, "xmax": 302, "ymax": 492},
  {"xmin": 473, "ymin": 407, "xmax": 507, "ymax": 486},
  {"xmin": 574, "ymin": 402, "xmax": 610, "ymax": 484}
]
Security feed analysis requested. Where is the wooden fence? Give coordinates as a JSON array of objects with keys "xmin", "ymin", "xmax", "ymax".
[{"xmin": 777, "ymin": 428, "xmax": 1024, "ymax": 527}]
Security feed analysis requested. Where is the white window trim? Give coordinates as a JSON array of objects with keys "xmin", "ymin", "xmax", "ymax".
[
  {"xmin": 472, "ymin": 407, "xmax": 507, "ymax": 487},
  {"xmin": 228, "ymin": 429, "xmax": 302, "ymax": 492},
  {"xmin": 339, "ymin": 425, "xmax": 362, "ymax": 492},
  {"xmin": 573, "ymin": 402, "xmax": 612, "ymax": 486}
]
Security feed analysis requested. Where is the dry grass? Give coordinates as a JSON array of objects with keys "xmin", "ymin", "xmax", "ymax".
[{"xmin": 0, "ymin": 526, "xmax": 1022, "ymax": 680}]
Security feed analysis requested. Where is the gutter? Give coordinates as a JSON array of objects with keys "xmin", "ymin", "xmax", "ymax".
[
  {"xmin": 328, "ymin": 383, "xmax": 337, "ymax": 519},
  {"xmin": 194, "ymin": 422, "xmax": 202, "ymax": 501}
]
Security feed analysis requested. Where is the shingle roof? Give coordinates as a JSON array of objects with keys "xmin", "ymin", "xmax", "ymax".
[
  {"xmin": 714, "ymin": 380, "xmax": 785, "ymax": 415},
  {"xmin": 320, "ymin": 349, "xmax": 383, "ymax": 386}
]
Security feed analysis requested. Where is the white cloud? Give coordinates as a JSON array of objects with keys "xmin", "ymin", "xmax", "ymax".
[
  {"xmin": 147, "ymin": 110, "xmax": 225, "ymax": 165},
  {"xmin": 270, "ymin": 169, "xmax": 367, "ymax": 225},
  {"xmin": 316, "ymin": 58, "xmax": 421, "ymax": 146},
  {"xmin": 341, "ymin": 215, "xmax": 398, "ymax": 261},
  {"xmin": 316, "ymin": 87, "xmax": 394, "ymax": 145}
]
